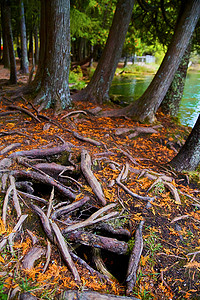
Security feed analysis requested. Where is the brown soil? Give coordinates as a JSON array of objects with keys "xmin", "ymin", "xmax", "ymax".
[{"xmin": 0, "ymin": 68, "xmax": 199, "ymax": 300}]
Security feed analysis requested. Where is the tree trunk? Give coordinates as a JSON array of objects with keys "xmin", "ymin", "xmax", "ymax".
[
  {"xmin": 1, "ymin": 2, "xmax": 10, "ymax": 68},
  {"xmin": 72, "ymin": 0, "xmax": 135, "ymax": 104},
  {"xmin": 170, "ymin": 114, "xmax": 200, "ymax": 171},
  {"xmin": 28, "ymin": 0, "xmax": 71, "ymax": 113},
  {"xmin": 102, "ymin": 0, "xmax": 200, "ymax": 122},
  {"xmin": 28, "ymin": 30, "xmax": 33, "ymax": 62},
  {"xmin": 3, "ymin": 0, "xmax": 17, "ymax": 84},
  {"xmin": 160, "ymin": 41, "xmax": 192, "ymax": 117},
  {"xmin": 34, "ymin": 25, "xmax": 39, "ymax": 65},
  {"xmin": 20, "ymin": 0, "xmax": 29, "ymax": 74}
]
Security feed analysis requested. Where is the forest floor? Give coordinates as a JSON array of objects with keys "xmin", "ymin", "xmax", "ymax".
[{"xmin": 0, "ymin": 66, "xmax": 199, "ymax": 300}]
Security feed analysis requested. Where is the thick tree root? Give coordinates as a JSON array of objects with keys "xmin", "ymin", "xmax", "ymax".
[
  {"xmin": 126, "ymin": 220, "xmax": 144, "ymax": 296},
  {"xmin": 81, "ymin": 149, "xmax": 106, "ymax": 206}
]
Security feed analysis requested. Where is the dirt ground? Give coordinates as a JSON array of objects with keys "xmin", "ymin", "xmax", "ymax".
[{"xmin": 0, "ymin": 66, "xmax": 199, "ymax": 300}]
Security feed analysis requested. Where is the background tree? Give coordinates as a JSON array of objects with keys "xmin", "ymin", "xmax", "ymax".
[
  {"xmin": 73, "ymin": 0, "xmax": 135, "ymax": 104},
  {"xmin": 170, "ymin": 114, "xmax": 200, "ymax": 171},
  {"xmin": 1, "ymin": 2, "xmax": 10, "ymax": 68},
  {"xmin": 101, "ymin": 0, "xmax": 200, "ymax": 122},
  {"xmin": 20, "ymin": 0, "xmax": 29, "ymax": 74},
  {"xmin": 161, "ymin": 41, "xmax": 192, "ymax": 117},
  {"xmin": 26, "ymin": 0, "xmax": 71, "ymax": 113},
  {"xmin": 3, "ymin": 0, "xmax": 17, "ymax": 84}
]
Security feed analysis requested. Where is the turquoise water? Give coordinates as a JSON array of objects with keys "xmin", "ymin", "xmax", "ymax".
[{"xmin": 110, "ymin": 72, "xmax": 200, "ymax": 127}]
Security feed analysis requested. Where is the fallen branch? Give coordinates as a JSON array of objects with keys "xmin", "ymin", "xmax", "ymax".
[
  {"xmin": 51, "ymin": 221, "xmax": 80, "ymax": 281},
  {"xmin": 81, "ymin": 149, "xmax": 106, "ymax": 206},
  {"xmin": 126, "ymin": 220, "xmax": 145, "ymax": 296}
]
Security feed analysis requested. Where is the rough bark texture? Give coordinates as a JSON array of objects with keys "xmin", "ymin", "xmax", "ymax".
[
  {"xmin": 20, "ymin": 0, "xmax": 29, "ymax": 74},
  {"xmin": 66, "ymin": 230, "xmax": 128, "ymax": 255},
  {"xmin": 3, "ymin": 0, "xmax": 17, "ymax": 83},
  {"xmin": 170, "ymin": 114, "xmax": 200, "ymax": 171},
  {"xmin": 101, "ymin": 0, "xmax": 200, "ymax": 122},
  {"xmin": 1, "ymin": 2, "xmax": 10, "ymax": 68},
  {"xmin": 28, "ymin": 0, "xmax": 71, "ymax": 113},
  {"xmin": 161, "ymin": 42, "xmax": 192, "ymax": 117},
  {"xmin": 72, "ymin": 0, "xmax": 135, "ymax": 104}
]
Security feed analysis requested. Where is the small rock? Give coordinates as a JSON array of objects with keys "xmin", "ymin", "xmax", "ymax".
[
  {"xmin": 58, "ymin": 290, "xmax": 139, "ymax": 300},
  {"xmin": 20, "ymin": 292, "xmax": 37, "ymax": 300}
]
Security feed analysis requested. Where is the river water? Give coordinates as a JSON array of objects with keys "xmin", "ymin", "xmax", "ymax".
[{"xmin": 110, "ymin": 72, "xmax": 200, "ymax": 127}]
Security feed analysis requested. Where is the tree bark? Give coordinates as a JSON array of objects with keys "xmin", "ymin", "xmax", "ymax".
[
  {"xmin": 101, "ymin": 0, "xmax": 200, "ymax": 122},
  {"xmin": 72, "ymin": 0, "xmax": 135, "ymax": 104},
  {"xmin": 170, "ymin": 114, "xmax": 200, "ymax": 171},
  {"xmin": 20, "ymin": 0, "xmax": 29, "ymax": 74},
  {"xmin": 0, "ymin": 3, "xmax": 10, "ymax": 68},
  {"xmin": 28, "ymin": 0, "xmax": 71, "ymax": 113},
  {"xmin": 161, "ymin": 41, "xmax": 192, "ymax": 117},
  {"xmin": 34, "ymin": 25, "xmax": 39, "ymax": 65},
  {"xmin": 3, "ymin": 0, "xmax": 17, "ymax": 83}
]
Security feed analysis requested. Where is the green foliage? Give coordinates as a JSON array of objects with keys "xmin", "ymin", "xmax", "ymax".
[
  {"xmin": 20, "ymin": 276, "xmax": 38, "ymax": 292},
  {"xmin": 122, "ymin": 64, "xmax": 158, "ymax": 75},
  {"xmin": 69, "ymin": 67, "xmax": 86, "ymax": 90},
  {"xmin": 144, "ymin": 230, "xmax": 162, "ymax": 261},
  {"xmin": 70, "ymin": 8, "xmax": 92, "ymax": 39},
  {"xmin": 0, "ymin": 282, "xmax": 7, "ymax": 300}
]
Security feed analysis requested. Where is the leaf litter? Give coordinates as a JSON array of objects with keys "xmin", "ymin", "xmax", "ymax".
[{"xmin": 0, "ymin": 80, "xmax": 199, "ymax": 299}]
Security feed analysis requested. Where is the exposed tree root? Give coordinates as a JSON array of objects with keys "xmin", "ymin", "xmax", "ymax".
[
  {"xmin": 126, "ymin": 220, "xmax": 145, "ymax": 296},
  {"xmin": 81, "ymin": 149, "xmax": 106, "ymax": 206}
]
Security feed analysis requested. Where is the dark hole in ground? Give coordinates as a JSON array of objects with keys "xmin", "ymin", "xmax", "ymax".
[{"xmin": 75, "ymin": 244, "xmax": 129, "ymax": 283}]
